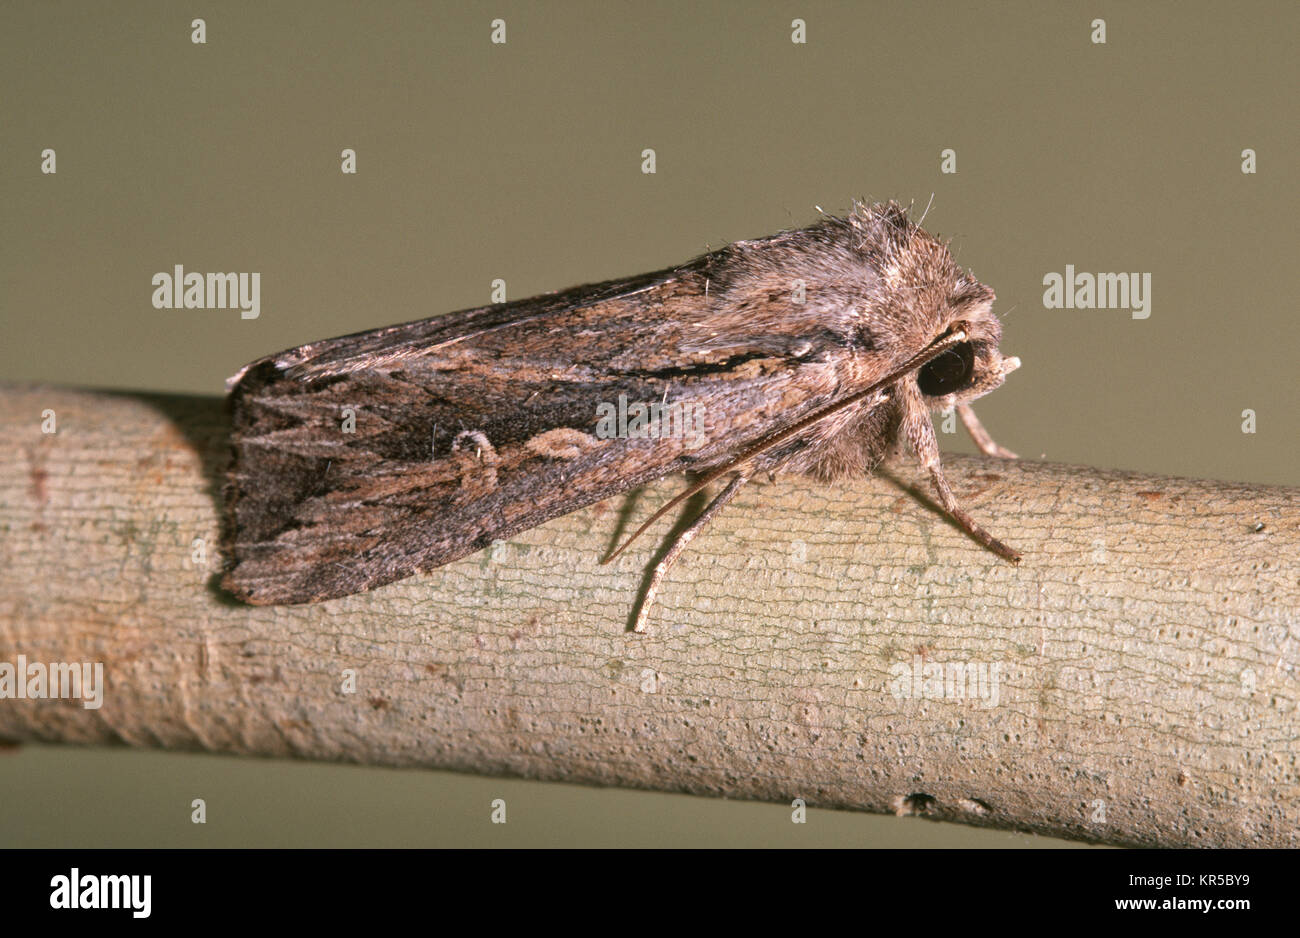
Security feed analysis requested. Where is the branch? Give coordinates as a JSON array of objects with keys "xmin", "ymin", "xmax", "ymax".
[{"xmin": 0, "ymin": 384, "xmax": 1295, "ymax": 847}]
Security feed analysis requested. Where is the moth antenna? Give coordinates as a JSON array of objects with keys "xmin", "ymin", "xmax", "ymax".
[{"xmin": 601, "ymin": 327, "xmax": 971, "ymax": 565}]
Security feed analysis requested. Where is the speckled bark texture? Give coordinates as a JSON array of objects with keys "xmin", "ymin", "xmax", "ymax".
[{"xmin": 0, "ymin": 385, "xmax": 1296, "ymax": 846}]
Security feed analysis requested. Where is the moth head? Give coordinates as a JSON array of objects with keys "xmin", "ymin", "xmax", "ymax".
[
  {"xmin": 915, "ymin": 280, "xmax": 1019, "ymax": 408},
  {"xmin": 841, "ymin": 200, "xmax": 1019, "ymax": 408}
]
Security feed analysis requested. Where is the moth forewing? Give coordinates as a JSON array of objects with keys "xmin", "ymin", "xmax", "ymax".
[{"xmin": 222, "ymin": 200, "xmax": 1021, "ymax": 626}]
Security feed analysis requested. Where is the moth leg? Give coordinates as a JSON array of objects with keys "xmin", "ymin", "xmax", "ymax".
[
  {"xmin": 904, "ymin": 386, "xmax": 1021, "ymax": 564},
  {"xmin": 957, "ymin": 403, "xmax": 1018, "ymax": 459},
  {"xmin": 923, "ymin": 462, "xmax": 1021, "ymax": 563},
  {"xmin": 632, "ymin": 471, "xmax": 751, "ymax": 633}
]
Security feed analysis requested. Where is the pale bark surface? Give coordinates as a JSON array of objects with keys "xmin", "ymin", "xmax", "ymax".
[{"xmin": 0, "ymin": 384, "xmax": 1296, "ymax": 846}]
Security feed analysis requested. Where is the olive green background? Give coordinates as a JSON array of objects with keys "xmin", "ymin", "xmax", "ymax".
[{"xmin": 1, "ymin": 1, "xmax": 1293, "ymax": 847}]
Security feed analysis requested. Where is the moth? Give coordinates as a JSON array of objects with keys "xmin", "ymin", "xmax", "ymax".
[{"xmin": 223, "ymin": 200, "xmax": 1022, "ymax": 631}]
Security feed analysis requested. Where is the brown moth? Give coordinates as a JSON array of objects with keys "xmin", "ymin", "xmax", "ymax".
[{"xmin": 223, "ymin": 200, "xmax": 1021, "ymax": 630}]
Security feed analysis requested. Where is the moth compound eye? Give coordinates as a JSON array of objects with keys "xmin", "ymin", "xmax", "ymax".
[{"xmin": 918, "ymin": 341, "xmax": 975, "ymax": 396}]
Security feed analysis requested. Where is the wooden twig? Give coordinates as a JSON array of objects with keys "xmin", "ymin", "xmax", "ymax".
[{"xmin": 0, "ymin": 384, "xmax": 1296, "ymax": 846}]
